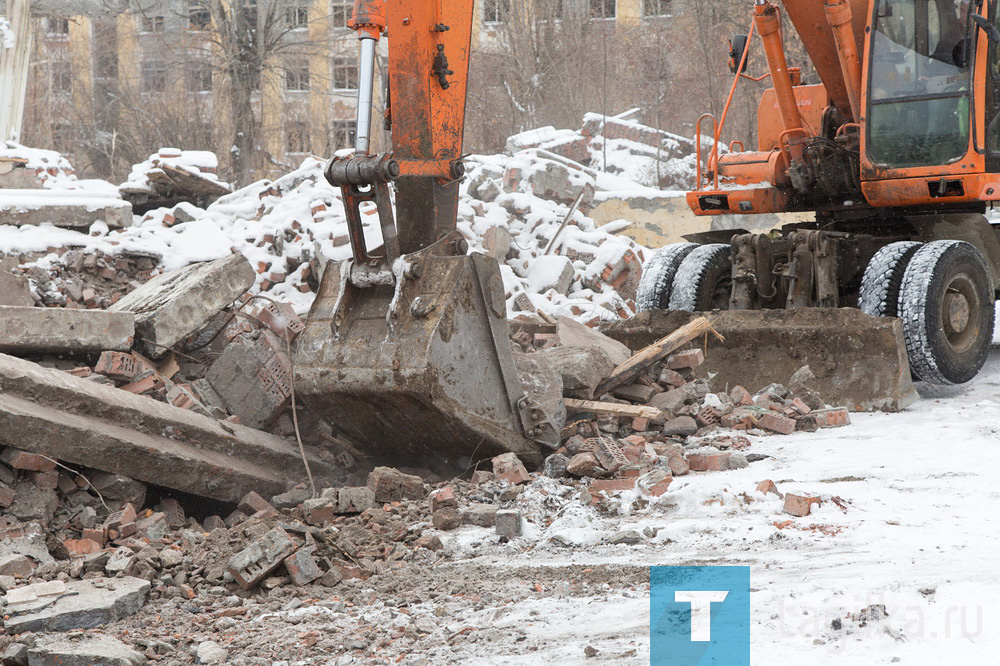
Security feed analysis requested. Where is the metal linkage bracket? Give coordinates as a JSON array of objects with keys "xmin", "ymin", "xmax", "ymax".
[{"xmin": 325, "ymin": 153, "xmax": 401, "ymax": 265}]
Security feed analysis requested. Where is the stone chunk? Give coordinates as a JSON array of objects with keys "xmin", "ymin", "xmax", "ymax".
[
  {"xmin": 0, "ymin": 554, "xmax": 34, "ymax": 578},
  {"xmin": 110, "ymin": 254, "xmax": 254, "ymax": 358},
  {"xmin": 0, "ymin": 272, "xmax": 33, "ymax": 307},
  {"xmin": 0, "ymin": 306, "xmax": 134, "ymax": 355},
  {"xmin": 238, "ymin": 490, "xmax": 277, "ymax": 517},
  {"xmin": 283, "ymin": 547, "xmax": 322, "ymax": 586},
  {"xmin": 566, "ymin": 452, "xmax": 602, "ymax": 477},
  {"xmin": 462, "ymin": 503, "xmax": 499, "ymax": 527},
  {"xmin": 431, "ymin": 507, "xmax": 462, "ymax": 531},
  {"xmin": 662, "ymin": 416, "xmax": 698, "ymax": 437},
  {"xmin": 367, "ymin": 467, "xmax": 424, "ymax": 503},
  {"xmin": 533, "ymin": 346, "xmax": 613, "ymax": 399},
  {"xmin": 336, "ymin": 487, "xmax": 375, "ymax": 514},
  {"xmin": 556, "ymin": 316, "xmax": 631, "ymax": 366},
  {"xmin": 495, "ymin": 510, "xmax": 523, "ymax": 539},
  {"xmin": 491, "ymin": 452, "xmax": 530, "ymax": 485},
  {"xmin": 28, "ymin": 634, "xmax": 146, "ymax": 666},
  {"xmin": 227, "ymin": 527, "xmax": 299, "ymax": 590},
  {"xmin": 612, "ymin": 383, "xmax": 656, "ymax": 403},
  {"xmin": 3, "ymin": 577, "xmax": 150, "ymax": 634}
]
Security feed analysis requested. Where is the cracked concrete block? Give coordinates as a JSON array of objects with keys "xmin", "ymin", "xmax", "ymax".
[
  {"xmin": 28, "ymin": 634, "xmax": 146, "ymax": 666},
  {"xmin": 4, "ymin": 577, "xmax": 150, "ymax": 634},
  {"xmin": 0, "ymin": 307, "xmax": 134, "ymax": 355},
  {"xmin": 110, "ymin": 254, "xmax": 254, "ymax": 358}
]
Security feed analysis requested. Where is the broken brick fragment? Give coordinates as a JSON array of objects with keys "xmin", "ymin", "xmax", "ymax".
[
  {"xmin": 758, "ymin": 412, "xmax": 797, "ymax": 435},
  {"xmin": 491, "ymin": 452, "xmax": 531, "ymax": 486},
  {"xmin": 784, "ymin": 493, "xmax": 821, "ymax": 517}
]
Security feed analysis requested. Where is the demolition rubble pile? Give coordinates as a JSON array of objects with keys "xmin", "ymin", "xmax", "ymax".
[
  {"xmin": 509, "ymin": 315, "xmax": 850, "ymax": 514},
  {"xmin": 0, "ymin": 113, "xmax": 688, "ymax": 325}
]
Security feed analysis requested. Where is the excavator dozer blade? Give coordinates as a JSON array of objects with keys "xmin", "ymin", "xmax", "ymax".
[
  {"xmin": 293, "ymin": 251, "xmax": 558, "ymax": 470},
  {"xmin": 604, "ymin": 309, "xmax": 919, "ymax": 412}
]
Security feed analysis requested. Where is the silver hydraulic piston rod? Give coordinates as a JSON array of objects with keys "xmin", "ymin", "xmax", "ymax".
[{"xmin": 354, "ymin": 36, "xmax": 378, "ymax": 156}]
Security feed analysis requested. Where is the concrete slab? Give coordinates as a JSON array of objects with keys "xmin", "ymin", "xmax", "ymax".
[
  {"xmin": 0, "ymin": 353, "xmax": 333, "ymax": 502},
  {"xmin": 28, "ymin": 634, "xmax": 147, "ymax": 666},
  {"xmin": 110, "ymin": 254, "xmax": 254, "ymax": 358},
  {"xmin": 3, "ymin": 577, "xmax": 149, "ymax": 634},
  {"xmin": 0, "ymin": 190, "xmax": 131, "ymax": 230},
  {"xmin": 0, "ymin": 306, "xmax": 134, "ymax": 355},
  {"xmin": 0, "ymin": 273, "xmax": 33, "ymax": 307}
]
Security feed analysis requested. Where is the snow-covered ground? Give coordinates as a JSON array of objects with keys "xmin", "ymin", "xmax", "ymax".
[{"xmin": 430, "ymin": 340, "xmax": 1000, "ymax": 664}]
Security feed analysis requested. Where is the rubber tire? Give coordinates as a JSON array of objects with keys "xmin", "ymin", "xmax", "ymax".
[
  {"xmin": 898, "ymin": 240, "xmax": 995, "ymax": 385},
  {"xmin": 668, "ymin": 244, "xmax": 733, "ymax": 312},
  {"xmin": 859, "ymin": 241, "xmax": 922, "ymax": 317},
  {"xmin": 635, "ymin": 243, "xmax": 698, "ymax": 311}
]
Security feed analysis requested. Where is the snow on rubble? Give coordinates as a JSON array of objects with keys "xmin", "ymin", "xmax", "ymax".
[{"xmin": 0, "ymin": 112, "xmax": 703, "ymax": 325}]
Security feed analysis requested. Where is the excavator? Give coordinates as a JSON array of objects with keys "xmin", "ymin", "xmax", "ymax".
[
  {"xmin": 636, "ymin": 0, "xmax": 1000, "ymax": 394},
  {"xmin": 293, "ymin": 0, "xmax": 561, "ymax": 469}
]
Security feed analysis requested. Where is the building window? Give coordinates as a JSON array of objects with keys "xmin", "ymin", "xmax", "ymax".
[
  {"xmin": 590, "ymin": 0, "xmax": 616, "ymax": 19},
  {"xmin": 286, "ymin": 120, "xmax": 310, "ymax": 154},
  {"xmin": 285, "ymin": 2, "xmax": 308, "ymax": 29},
  {"xmin": 45, "ymin": 17, "xmax": 70, "ymax": 36},
  {"xmin": 142, "ymin": 62, "xmax": 168, "ymax": 92},
  {"xmin": 331, "ymin": 0, "xmax": 351, "ymax": 28},
  {"xmin": 643, "ymin": 0, "xmax": 671, "ymax": 16},
  {"xmin": 483, "ymin": 0, "xmax": 508, "ymax": 23},
  {"xmin": 53, "ymin": 122, "xmax": 75, "ymax": 149},
  {"xmin": 140, "ymin": 15, "xmax": 165, "ymax": 32},
  {"xmin": 189, "ymin": 4, "xmax": 211, "ymax": 29},
  {"xmin": 51, "ymin": 61, "xmax": 72, "ymax": 94},
  {"xmin": 285, "ymin": 63, "xmax": 310, "ymax": 91},
  {"xmin": 188, "ymin": 62, "xmax": 213, "ymax": 92},
  {"xmin": 332, "ymin": 57, "xmax": 357, "ymax": 90},
  {"xmin": 330, "ymin": 120, "xmax": 356, "ymax": 151}
]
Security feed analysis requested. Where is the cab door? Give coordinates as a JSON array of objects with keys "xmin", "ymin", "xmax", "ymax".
[{"xmin": 986, "ymin": 0, "xmax": 1000, "ymax": 170}]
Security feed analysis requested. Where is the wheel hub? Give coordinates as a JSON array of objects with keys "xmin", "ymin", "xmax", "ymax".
[
  {"xmin": 942, "ymin": 274, "xmax": 980, "ymax": 353},
  {"xmin": 944, "ymin": 291, "xmax": 970, "ymax": 334}
]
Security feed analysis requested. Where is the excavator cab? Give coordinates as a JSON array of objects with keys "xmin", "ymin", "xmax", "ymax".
[{"xmin": 292, "ymin": 0, "xmax": 560, "ymax": 471}]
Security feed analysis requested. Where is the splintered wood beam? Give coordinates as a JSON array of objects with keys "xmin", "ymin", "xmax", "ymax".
[
  {"xmin": 563, "ymin": 398, "xmax": 663, "ymax": 420},
  {"xmin": 594, "ymin": 316, "xmax": 715, "ymax": 395}
]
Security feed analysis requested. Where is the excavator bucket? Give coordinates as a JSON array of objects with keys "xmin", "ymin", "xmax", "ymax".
[
  {"xmin": 292, "ymin": 249, "xmax": 560, "ymax": 470},
  {"xmin": 603, "ymin": 309, "xmax": 919, "ymax": 412}
]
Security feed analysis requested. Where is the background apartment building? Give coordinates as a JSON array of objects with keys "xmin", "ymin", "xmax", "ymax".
[{"xmin": 14, "ymin": 0, "xmax": 756, "ymax": 183}]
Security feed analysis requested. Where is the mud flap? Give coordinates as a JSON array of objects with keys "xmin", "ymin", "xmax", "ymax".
[
  {"xmin": 293, "ymin": 249, "xmax": 558, "ymax": 471},
  {"xmin": 603, "ymin": 309, "xmax": 919, "ymax": 412}
]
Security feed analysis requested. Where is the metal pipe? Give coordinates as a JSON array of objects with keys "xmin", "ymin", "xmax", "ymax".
[
  {"xmin": 354, "ymin": 36, "xmax": 378, "ymax": 155},
  {"xmin": 754, "ymin": 1, "xmax": 805, "ymax": 159},
  {"xmin": 824, "ymin": 0, "xmax": 862, "ymax": 123}
]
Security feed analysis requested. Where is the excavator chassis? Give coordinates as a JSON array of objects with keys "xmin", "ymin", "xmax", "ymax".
[{"xmin": 293, "ymin": 236, "xmax": 559, "ymax": 471}]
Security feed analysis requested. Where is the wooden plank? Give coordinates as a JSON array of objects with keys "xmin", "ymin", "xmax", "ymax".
[
  {"xmin": 594, "ymin": 316, "xmax": 715, "ymax": 395},
  {"xmin": 564, "ymin": 398, "xmax": 662, "ymax": 420}
]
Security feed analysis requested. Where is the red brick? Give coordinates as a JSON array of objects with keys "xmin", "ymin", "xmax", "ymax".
[
  {"xmin": 813, "ymin": 408, "xmax": 851, "ymax": 428},
  {"xmin": 119, "ymin": 372, "xmax": 161, "ymax": 395},
  {"xmin": 82, "ymin": 528, "xmax": 106, "ymax": 546},
  {"xmin": 429, "ymin": 486, "xmax": 458, "ymax": 513},
  {"xmin": 755, "ymin": 479, "xmax": 783, "ymax": 498},
  {"xmin": 94, "ymin": 351, "xmax": 141, "ymax": 382},
  {"xmin": 589, "ymin": 478, "xmax": 636, "ymax": 494},
  {"xmin": 631, "ymin": 416, "xmax": 649, "ymax": 432},
  {"xmin": 729, "ymin": 386, "xmax": 753, "ymax": 406},
  {"xmin": 687, "ymin": 452, "xmax": 732, "ymax": 472},
  {"xmin": 284, "ymin": 548, "xmax": 322, "ymax": 585},
  {"xmin": 491, "ymin": 452, "xmax": 530, "ymax": 485},
  {"xmin": 64, "ymin": 538, "xmax": 102, "ymax": 555},
  {"xmin": 238, "ymin": 491, "xmax": 277, "ymax": 516},
  {"xmin": 1, "ymin": 448, "xmax": 56, "ymax": 472},
  {"xmin": 31, "ymin": 470, "xmax": 59, "ymax": 489},
  {"xmin": 753, "ymin": 394, "xmax": 785, "ymax": 412},
  {"xmin": 789, "ymin": 398, "xmax": 812, "ymax": 415},
  {"xmin": 784, "ymin": 493, "xmax": 821, "ymax": 517},
  {"xmin": 758, "ymin": 412, "xmax": 797, "ymax": 435},
  {"xmin": 666, "ymin": 349, "xmax": 705, "ymax": 370},
  {"xmin": 103, "ymin": 503, "xmax": 137, "ymax": 531}
]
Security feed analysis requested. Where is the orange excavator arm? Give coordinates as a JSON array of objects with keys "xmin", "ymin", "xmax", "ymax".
[{"xmin": 327, "ymin": 0, "xmax": 474, "ymax": 259}]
